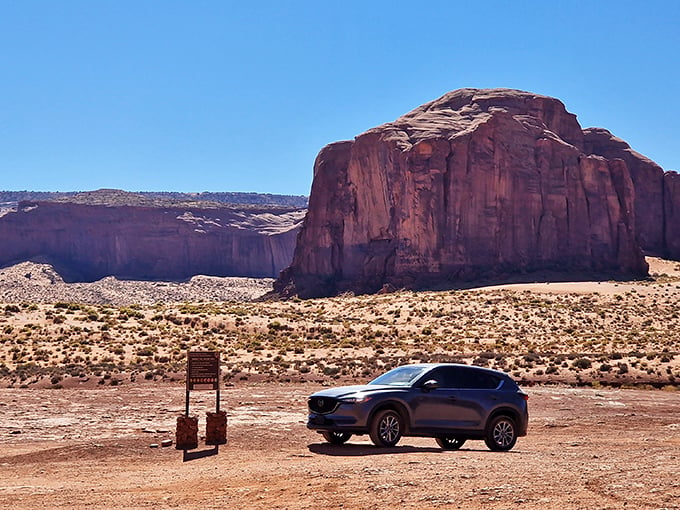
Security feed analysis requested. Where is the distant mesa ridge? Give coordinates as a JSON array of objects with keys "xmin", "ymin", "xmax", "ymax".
[
  {"xmin": 275, "ymin": 87, "xmax": 680, "ymax": 298},
  {"xmin": 0, "ymin": 189, "xmax": 309, "ymax": 209},
  {"xmin": 0, "ymin": 190, "xmax": 306, "ymax": 282}
]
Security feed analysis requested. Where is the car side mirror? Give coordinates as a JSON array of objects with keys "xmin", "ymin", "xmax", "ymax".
[{"xmin": 422, "ymin": 379, "xmax": 439, "ymax": 391}]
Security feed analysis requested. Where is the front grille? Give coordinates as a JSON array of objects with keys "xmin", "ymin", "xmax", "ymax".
[{"xmin": 308, "ymin": 396, "xmax": 340, "ymax": 414}]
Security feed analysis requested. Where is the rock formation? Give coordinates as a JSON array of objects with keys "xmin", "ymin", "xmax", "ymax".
[
  {"xmin": 0, "ymin": 197, "xmax": 304, "ymax": 282},
  {"xmin": 276, "ymin": 88, "xmax": 679, "ymax": 298},
  {"xmin": 583, "ymin": 128, "xmax": 679, "ymax": 259},
  {"xmin": 665, "ymin": 171, "xmax": 680, "ymax": 258}
]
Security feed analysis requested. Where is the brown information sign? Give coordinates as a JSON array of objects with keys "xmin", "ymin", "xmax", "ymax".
[{"xmin": 187, "ymin": 351, "xmax": 220, "ymax": 390}]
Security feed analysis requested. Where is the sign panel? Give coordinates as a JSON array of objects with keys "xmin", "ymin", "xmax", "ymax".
[{"xmin": 187, "ymin": 351, "xmax": 220, "ymax": 390}]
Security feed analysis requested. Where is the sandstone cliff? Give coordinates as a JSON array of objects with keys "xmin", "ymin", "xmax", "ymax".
[
  {"xmin": 665, "ymin": 171, "xmax": 680, "ymax": 258},
  {"xmin": 0, "ymin": 199, "xmax": 304, "ymax": 282},
  {"xmin": 583, "ymin": 128, "xmax": 679, "ymax": 259},
  {"xmin": 276, "ymin": 88, "xmax": 674, "ymax": 298}
]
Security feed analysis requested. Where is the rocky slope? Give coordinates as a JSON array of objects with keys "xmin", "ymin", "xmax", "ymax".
[
  {"xmin": 0, "ymin": 191, "xmax": 305, "ymax": 282},
  {"xmin": 277, "ymin": 88, "xmax": 678, "ymax": 298},
  {"xmin": 0, "ymin": 261, "xmax": 272, "ymax": 304}
]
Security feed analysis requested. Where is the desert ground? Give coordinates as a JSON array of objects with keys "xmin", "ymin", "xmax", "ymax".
[
  {"xmin": 1, "ymin": 258, "xmax": 679, "ymax": 389},
  {"xmin": 0, "ymin": 257, "xmax": 679, "ymax": 508},
  {"xmin": 1, "ymin": 383, "xmax": 679, "ymax": 509}
]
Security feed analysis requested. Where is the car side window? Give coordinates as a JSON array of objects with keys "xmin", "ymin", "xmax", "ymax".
[
  {"xmin": 422, "ymin": 366, "xmax": 501, "ymax": 389},
  {"xmin": 466, "ymin": 369, "xmax": 501, "ymax": 389},
  {"xmin": 428, "ymin": 367, "xmax": 465, "ymax": 388},
  {"xmin": 443, "ymin": 367, "xmax": 501, "ymax": 389}
]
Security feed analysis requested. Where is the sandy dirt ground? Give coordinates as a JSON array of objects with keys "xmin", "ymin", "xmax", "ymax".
[{"xmin": 1, "ymin": 382, "xmax": 679, "ymax": 509}]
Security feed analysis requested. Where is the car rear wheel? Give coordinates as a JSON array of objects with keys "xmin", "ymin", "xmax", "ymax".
[
  {"xmin": 484, "ymin": 415, "xmax": 517, "ymax": 451},
  {"xmin": 369, "ymin": 409, "xmax": 402, "ymax": 447},
  {"xmin": 321, "ymin": 431, "xmax": 351, "ymax": 445},
  {"xmin": 435, "ymin": 435, "xmax": 466, "ymax": 450}
]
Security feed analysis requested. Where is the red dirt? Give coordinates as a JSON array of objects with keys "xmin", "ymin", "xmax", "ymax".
[{"xmin": 1, "ymin": 383, "xmax": 679, "ymax": 509}]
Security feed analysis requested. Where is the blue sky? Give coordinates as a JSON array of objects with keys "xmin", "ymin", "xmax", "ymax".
[{"xmin": 1, "ymin": 1, "xmax": 678, "ymax": 195}]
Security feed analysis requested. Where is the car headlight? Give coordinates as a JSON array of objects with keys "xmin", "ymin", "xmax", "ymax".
[{"xmin": 339, "ymin": 394, "xmax": 372, "ymax": 404}]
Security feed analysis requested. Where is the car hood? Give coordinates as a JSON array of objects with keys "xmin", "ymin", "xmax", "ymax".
[{"xmin": 310, "ymin": 384, "xmax": 399, "ymax": 398}]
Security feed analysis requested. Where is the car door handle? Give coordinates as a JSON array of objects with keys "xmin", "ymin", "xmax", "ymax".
[{"xmin": 448, "ymin": 396, "xmax": 458, "ymax": 401}]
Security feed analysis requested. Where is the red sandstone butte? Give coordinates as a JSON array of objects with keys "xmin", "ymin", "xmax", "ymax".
[{"xmin": 276, "ymin": 88, "xmax": 679, "ymax": 298}]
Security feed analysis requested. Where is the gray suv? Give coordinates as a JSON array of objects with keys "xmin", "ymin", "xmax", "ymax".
[{"xmin": 307, "ymin": 363, "xmax": 528, "ymax": 451}]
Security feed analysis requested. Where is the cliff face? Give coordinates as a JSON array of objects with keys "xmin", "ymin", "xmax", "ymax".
[
  {"xmin": 0, "ymin": 201, "xmax": 304, "ymax": 282},
  {"xmin": 665, "ymin": 171, "xmax": 680, "ymax": 258},
  {"xmin": 276, "ymin": 88, "xmax": 664, "ymax": 298},
  {"xmin": 583, "ymin": 128, "xmax": 665, "ymax": 256},
  {"xmin": 583, "ymin": 128, "xmax": 680, "ymax": 260}
]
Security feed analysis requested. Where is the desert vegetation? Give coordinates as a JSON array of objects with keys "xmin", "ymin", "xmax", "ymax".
[{"xmin": 1, "ymin": 258, "xmax": 679, "ymax": 390}]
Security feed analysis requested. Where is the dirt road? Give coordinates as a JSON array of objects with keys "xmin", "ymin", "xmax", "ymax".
[{"xmin": 1, "ymin": 383, "xmax": 679, "ymax": 509}]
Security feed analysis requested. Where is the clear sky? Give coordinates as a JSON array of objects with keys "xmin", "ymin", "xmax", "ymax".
[{"xmin": 1, "ymin": 0, "xmax": 678, "ymax": 195}]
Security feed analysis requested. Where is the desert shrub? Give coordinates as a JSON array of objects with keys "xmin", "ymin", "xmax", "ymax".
[
  {"xmin": 573, "ymin": 358, "xmax": 592, "ymax": 370},
  {"xmin": 323, "ymin": 366, "xmax": 340, "ymax": 376},
  {"xmin": 136, "ymin": 347, "xmax": 156, "ymax": 357},
  {"xmin": 472, "ymin": 356, "xmax": 490, "ymax": 367},
  {"xmin": 268, "ymin": 321, "xmax": 287, "ymax": 331},
  {"xmin": 119, "ymin": 308, "xmax": 144, "ymax": 320},
  {"xmin": 524, "ymin": 352, "xmax": 541, "ymax": 363}
]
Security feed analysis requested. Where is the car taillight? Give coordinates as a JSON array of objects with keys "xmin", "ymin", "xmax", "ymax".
[{"xmin": 520, "ymin": 393, "xmax": 529, "ymax": 401}]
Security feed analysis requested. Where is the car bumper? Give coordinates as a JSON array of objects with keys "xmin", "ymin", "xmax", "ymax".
[{"xmin": 307, "ymin": 408, "xmax": 370, "ymax": 432}]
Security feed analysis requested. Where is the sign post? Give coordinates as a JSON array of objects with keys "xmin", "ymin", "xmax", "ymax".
[
  {"xmin": 176, "ymin": 351, "xmax": 226, "ymax": 450},
  {"xmin": 186, "ymin": 351, "xmax": 221, "ymax": 414}
]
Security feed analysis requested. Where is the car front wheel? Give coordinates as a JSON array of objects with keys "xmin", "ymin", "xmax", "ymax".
[
  {"xmin": 369, "ymin": 409, "xmax": 403, "ymax": 447},
  {"xmin": 322, "ymin": 431, "xmax": 351, "ymax": 445},
  {"xmin": 436, "ymin": 435, "xmax": 466, "ymax": 450},
  {"xmin": 484, "ymin": 415, "xmax": 517, "ymax": 451}
]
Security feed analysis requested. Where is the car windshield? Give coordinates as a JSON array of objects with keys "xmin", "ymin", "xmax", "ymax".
[{"xmin": 368, "ymin": 365, "xmax": 429, "ymax": 387}]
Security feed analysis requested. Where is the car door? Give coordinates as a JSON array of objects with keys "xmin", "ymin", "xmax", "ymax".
[{"xmin": 411, "ymin": 366, "xmax": 487, "ymax": 431}]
